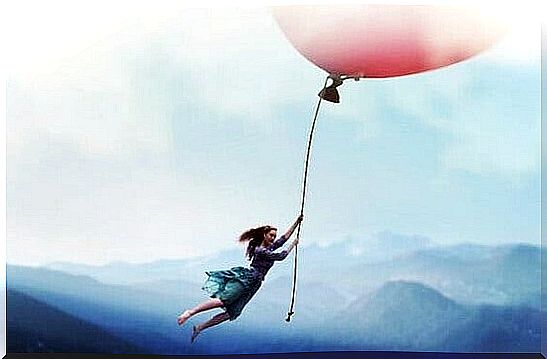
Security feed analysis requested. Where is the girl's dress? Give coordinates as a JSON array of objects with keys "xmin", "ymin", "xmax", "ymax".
[{"xmin": 201, "ymin": 235, "xmax": 290, "ymax": 320}]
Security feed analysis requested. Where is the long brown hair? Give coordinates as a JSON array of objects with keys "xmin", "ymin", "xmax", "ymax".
[{"xmin": 239, "ymin": 225, "xmax": 277, "ymax": 260}]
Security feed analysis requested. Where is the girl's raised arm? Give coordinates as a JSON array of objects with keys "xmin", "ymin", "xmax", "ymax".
[
  {"xmin": 283, "ymin": 214, "xmax": 304, "ymax": 239},
  {"xmin": 267, "ymin": 215, "xmax": 304, "ymax": 252}
]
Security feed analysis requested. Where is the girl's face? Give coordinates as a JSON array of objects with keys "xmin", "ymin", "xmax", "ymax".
[{"xmin": 263, "ymin": 229, "xmax": 277, "ymax": 247}]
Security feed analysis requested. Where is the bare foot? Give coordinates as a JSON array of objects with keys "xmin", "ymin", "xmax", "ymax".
[
  {"xmin": 191, "ymin": 325, "xmax": 200, "ymax": 343},
  {"xmin": 177, "ymin": 310, "xmax": 192, "ymax": 326}
]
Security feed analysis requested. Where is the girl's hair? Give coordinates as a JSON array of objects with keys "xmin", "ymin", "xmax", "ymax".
[{"xmin": 239, "ymin": 225, "xmax": 277, "ymax": 260}]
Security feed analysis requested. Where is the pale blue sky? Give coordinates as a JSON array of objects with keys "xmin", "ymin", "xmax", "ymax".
[{"xmin": 5, "ymin": 6, "xmax": 541, "ymax": 265}]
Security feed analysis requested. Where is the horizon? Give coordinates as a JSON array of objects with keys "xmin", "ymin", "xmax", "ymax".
[{"xmin": 6, "ymin": 238, "xmax": 541, "ymax": 268}]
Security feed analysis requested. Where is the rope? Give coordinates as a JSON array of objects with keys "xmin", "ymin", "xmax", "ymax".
[{"xmin": 285, "ymin": 76, "xmax": 330, "ymax": 322}]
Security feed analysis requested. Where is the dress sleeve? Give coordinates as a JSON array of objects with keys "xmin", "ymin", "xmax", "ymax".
[
  {"xmin": 268, "ymin": 234, "xmax": 289, "ymax": 251},
  {"xmin": 254, "ymin": 246, "xmax": 290, "ymax": 261}
]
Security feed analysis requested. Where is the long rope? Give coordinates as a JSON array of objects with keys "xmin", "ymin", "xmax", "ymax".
[{"xmin": 286, "ymin": 76, "xmax": 330, "ymax": 322}]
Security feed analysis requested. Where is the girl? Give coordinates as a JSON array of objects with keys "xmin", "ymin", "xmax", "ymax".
[{"xmin": 177, "ymin": 214, "xmax": 303, "ymax": 343}]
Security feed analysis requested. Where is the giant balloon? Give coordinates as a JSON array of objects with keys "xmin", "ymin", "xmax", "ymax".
[{"xmin": 272, "ymin": 5, "xmax": 508, "ymax": 78}]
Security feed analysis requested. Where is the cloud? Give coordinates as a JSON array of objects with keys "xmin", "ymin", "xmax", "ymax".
[
  {"xmin": 345, "ymin": 51, "xmax": 540, "ymax": 183},
  {"xmin": 486, "ymin": 20, "xmax": 541, "ymax": 66},
  {"xmin": 7, "ymin": 8, "xmax": 311, "ymax": 265},
  {"xmin": 274, "ymin": 15, "xmax": 541, "ymax": 183},
  {"xmin": 375, "ymin": 230, "xmax": 431, "ymax": 248}
]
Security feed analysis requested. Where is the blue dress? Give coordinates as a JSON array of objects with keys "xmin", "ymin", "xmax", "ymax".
[{"xmin": 201, "ymin": 235, "xmax": 290, "ymax": 320}]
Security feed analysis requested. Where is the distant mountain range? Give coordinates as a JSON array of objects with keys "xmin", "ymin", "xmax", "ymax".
[
  {"xmin": 45, "ymin": 248, "xmax": 247, "ymax": 286},
  {"xmin": 44, "ymin": 241, "xmax": 541, "ymax": 308},
  {"xmin": 289, "ymin": 241, "xmax": 541, "ymax": 308},
  {"xmin": 7, "ymin": 242, "xmax": 541, "ymax": 354}
]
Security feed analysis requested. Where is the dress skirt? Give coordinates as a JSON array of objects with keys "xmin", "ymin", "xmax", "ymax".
[{"xmin": 201, "ymin": 266, "xmax": 262, "ymax": 320}]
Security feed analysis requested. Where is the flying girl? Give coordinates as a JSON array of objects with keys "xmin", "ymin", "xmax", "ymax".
[{"xmin": 177, "ymin": 214, "xmax": 303, "ymax": 343}]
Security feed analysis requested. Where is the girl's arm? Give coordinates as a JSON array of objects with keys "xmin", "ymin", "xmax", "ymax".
[
  {"xmin": 255, "ymin": 237, "xmax": 300, "ymax": 261},
  {"xmin": 283, "ymin": 214, "xmax": 304, "ymax": 239},
  {"xmin": 268, "ymin": 214, "xmax": 304, "ymax": 251},
  {"xmin": 285, "ymin": 237, "xmax": 299, "ymax": 253}
]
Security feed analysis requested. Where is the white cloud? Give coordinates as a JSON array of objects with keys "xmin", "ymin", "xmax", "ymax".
[
  {"xmin": 6, "ymin": 7, "xmax": 322, "ymax": 266},
  {"xmin": 485, "ymin": 20, "xmax": 541, "ymax": 66},
  {"xmin": 362, "ymin": 42, "xmax": 540, "ymax": 182},
  {"xmin": 8, "ymin": 7, "xmax": 312, "ymax": 265},
  {"xmin": 7, "ymin": 136, "xmax": 281, "ymax": 265}
]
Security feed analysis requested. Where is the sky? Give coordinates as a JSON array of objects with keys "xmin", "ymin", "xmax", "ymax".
[{"xmin": 3, "ymin": 3, "xmax": 542, "ymax": 266}]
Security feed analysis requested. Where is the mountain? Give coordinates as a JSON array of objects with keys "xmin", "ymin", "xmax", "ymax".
[
  {"xmin": 451, "ymin": 303, "xmax": 541, "ymax": 352},
  {"xmin": 384, "ymin": 243, "xmax": 540, "ymax": 307},
  {"xmin": 9, "ymin": 241, "xmax": 541, "ymax": 354},
  {"xmin": 7, "ymin": 290, "xmax": 145, "ymax": 354},
  {"xmin": 330, "ymin": 281, "xmax": 470, "ymax": 350},
  {"xmin": 7, "ymin": 265, "xmax": 193, "ymax": 354},
  {"xmin": 7, "ymin": 263, "xmax": 540, "ymax": 354},
  {"xmin": 43, "ymin": 241, "xmax": 541, "ymax": 309},
  {"xmin": 7, "ymin": 265, "xmax": 201, "ymax": 317},
  {"xmin": 42, "ymin": 232, "xmax": 431, "ymax": 287},
  {"xmin": 327, "ymin": 281, "xmax": 540, "ymax": 352},
  {"xmin": 8, "ymin": 264, "xmax": 326, "ymax": 354},
  {"xmin": 6, "ymin": 265, "xmax": 328, "ymax": 354},
  {"xmin": 314, "ymin": 243, "xmax": 541, "ymax": 308},
  {"xmin": 45, "ymin": 248, "xmax": 247, "ymax": 286}
]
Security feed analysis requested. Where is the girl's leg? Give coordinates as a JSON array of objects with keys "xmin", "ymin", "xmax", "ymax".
[
  {"xmin": 191, "ymin": 311, "xmax": 231, "ymax": 343},
  {"xmin": 177, "ymin": 298, "xmax": 225, "ymax": 325}
]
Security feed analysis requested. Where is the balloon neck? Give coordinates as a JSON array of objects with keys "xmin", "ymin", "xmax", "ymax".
[{"xmin": 318, "ymin": 74, "xmax": 361, "ymax": 104}]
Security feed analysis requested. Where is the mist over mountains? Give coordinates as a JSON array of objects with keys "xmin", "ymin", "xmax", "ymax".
[
  {"xmin": 45, "ymin": 235, "xmax": 541, "ymax": 308},
  {"xmin": 7, "ymin": 239, "xmax": 541, "ymax": 354}
]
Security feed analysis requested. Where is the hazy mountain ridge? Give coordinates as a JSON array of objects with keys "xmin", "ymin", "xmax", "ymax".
[
  {"xmin": 43, "ymin": 241, "xmax": 540, "ymax": 308},
  {"xmin": 324, "ymin": 280, "xmax": 539, "ymax": 352},
  {"xmin": 35, "ymin": 240, "xmax": 543, "ymax": 312},
  {"xmin": 7, "ymin": 266, "xmax": 195, "ymax": 354},
  {"xmin": 6, "ymin": 267, "xmax": 328, "ymax": 354},
  {"xmin": 301, "ymin": 242, "xmax": 540, "ymax": 307},
  {"xmin": 8, "ymin": 241, "xmax": 541, "ymax": 354},
  {"xmin": 45, "ymin": 248, "xmax": 247, "ymax": 286},
  {"xmin": 7, "ymin": 270, "xmax": 540, "ymax": 354}
]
